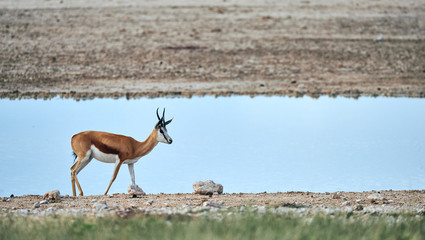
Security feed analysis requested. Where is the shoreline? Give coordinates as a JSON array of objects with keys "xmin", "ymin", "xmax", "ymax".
[
  {"xmin": 2, "ymin": 89, "xmax": 425, "ymax": 101},
  {"xmin": 2, "ymin": 190, "xmax": 424, "ymax": 217}
]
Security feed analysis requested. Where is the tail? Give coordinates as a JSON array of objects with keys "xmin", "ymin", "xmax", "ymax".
[{"xmin": 72, "ymin": 152, "xmax": 78, "ymax": 163}]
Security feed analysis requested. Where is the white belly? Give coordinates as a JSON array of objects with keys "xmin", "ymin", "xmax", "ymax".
[
  {"xmin": 90, "ymin": 145, "xmax": 141, "ymax": 164},
  {"xmin": 123, "ymin": 158, "xmax": 141, "ymax": 164},
  {"xmin": 90, "ymin": 145, "xmax": 119, "ymax": 163}
]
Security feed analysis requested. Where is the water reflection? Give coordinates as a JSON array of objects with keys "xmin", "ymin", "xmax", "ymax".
[{"xmin": 0, "ymin": 96, "xmax": 424, "ymax": 197}]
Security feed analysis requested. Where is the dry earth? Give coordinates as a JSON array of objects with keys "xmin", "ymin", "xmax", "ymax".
[
  {"xmin": 1, "ymin": 0, "xmax": 424, "ymax": 100},
  {"xmin": 1, "ymin": 191, "xmax": 425, "ymax": 217}
]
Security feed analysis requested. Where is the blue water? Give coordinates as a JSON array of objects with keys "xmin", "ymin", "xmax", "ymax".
[{"xmin": 0, "ymin": 96, "xmax": 424, "ymax": 197}]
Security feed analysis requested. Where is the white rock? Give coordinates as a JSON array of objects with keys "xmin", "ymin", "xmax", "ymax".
[
  {"xmin": 39, "ymin": 200, "xmax": 48, "ymax": 205},
  {"xmin": 5, "ymin": 199, "xmax": 11, "ymax": 202},
  {"xmin": 202, "ymin": 201, "xmax": 223, "ymax": 208},
  {"xmin": 46, "ymin": 207, "xmax": 55, "ymax": 214},
  {"xmin": 33, "ymin": 202, "xmax": 40, "ymax": 208},
  {"xmin": 257, "ymin": 206, "xmax": 266, "ymax": 213},
  {"xmin": 20, "ymin": 209, "xmax": 29, "ymax": 216},
  {"xmin": 128, "ymin": 184, "xmax": 146, "ymax": 195},
  {"xmin": 193, "ymin": 180, "xmax": 223, "ymax": 195},
  {"xmin": 368, "ymin": 193, "xmax": 386, "ymax": 201},
  {"xmin": 93, "ymin": 202, "xmax": 108, "ymax": 210}
]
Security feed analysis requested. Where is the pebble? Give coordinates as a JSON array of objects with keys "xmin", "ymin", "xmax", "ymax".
[
  {"xmin": 93, "ymin": 202, "xmax": 108, "ymax": 210},
  {"xmin": 33, "ymin": 202, "xmax": 40, "ymax": 208},
  {"xmin": 367, "ymin": 193, "xmax": 386, "ymax": 200},
  {"xmin": 202, "ymin": 201, "xmax": 223, "ymax": 208},
  {"xmin": 332, "ymin": 193, "xmax": 341, "ymax": 199},
  {"xmin": 40, "ymin": 200, "xmax": 48, "ymax": 205},
  {"xmin": 3, "ymin": 204, "xmax": 423, "ymax": 219},
  {"xmin": 355, "ymin": 205, "xmax": 364, "ymax": 211},
  {"xmin": 257, "ymin": 206, "xmax": 266, "ymax": 213},
  {"xmin": 5, "ymin": 199, "xmax": 11, "ymax": 202}
]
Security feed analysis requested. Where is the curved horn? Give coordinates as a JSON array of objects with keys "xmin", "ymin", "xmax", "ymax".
[
  {"xmin": 156, "ymin": 108, "xmax": 161, "ymax": 120},
  {"xmin": 162, "ymin": 108, "xmax": 165, "ymax": 121}
]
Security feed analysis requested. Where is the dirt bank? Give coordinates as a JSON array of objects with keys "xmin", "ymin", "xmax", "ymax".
[
  {"xmin": 1, "ymin": 190, "xmax": 424, "ymax": 216},
  {"xmin": 1, "ymin": 0, "xmax": 424, "ymax": 100}
]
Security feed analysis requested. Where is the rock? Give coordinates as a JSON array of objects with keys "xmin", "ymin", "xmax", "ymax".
[
  {"xmin": 42, "ymin": 190, "xmax": 61, "ymax": 202},
  {"xmin": 368, "ymin": 193, "xmax": 387, "ymax": 204},
  {"xmin": 367, "ymin": 193, "xmax": 386, "ymax": 200},
  {"xmin": 128, "ymin": 184, "xmax": 146, "ymax": 196},
  {"xmin": 33, "ymin": 202, "xmax": 40, "ymax": 208},
  {"xmin": 5, "ymin": 198, "xmax": 11, "ymax": 202},
  {"xmin": 202, "ymin": 201, "xmax": 223, "ymax": 208},
  {"xmin": 46, "ymin": 207, "xmax": 55, "ymax": 214},
  {"xmin": 93, "ymin": 202, "xmax": 108, "ymax": 210},
  {"xmin": 193, "ymin": 180, "xmax": 223, "ymax": 195},
  {"xmin": 341, "ymin": 201, "xmax": 350, "ymax": 206},
  {"xmin": 332, "ymin": 193, "xmax": 341, "ymax": 199},
  {"xmin": 354, "ymin": 205, "xmax": 364, "ymax": 211},
  {"xmin": 39, "ymin": 200, "xmax": 48, "ymax": 205},
  {"xmin": 257, "ymin": 206, "xmax": 266, "ymax": 213},
  {"xmin": 417, "ymin": 208, "xmax": 425, "ymax": 216},
  {"xmin": 145, "ymin": 200, "xmax": 154, "ymax": 206}
]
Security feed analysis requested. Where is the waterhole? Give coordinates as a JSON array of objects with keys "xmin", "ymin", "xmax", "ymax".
[{"xmin": 0, "ymin": 96, "xmax": 424, "ymax": 196}]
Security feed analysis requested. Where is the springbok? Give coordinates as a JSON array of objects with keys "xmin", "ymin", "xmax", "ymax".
[{"xmin": 70, "ymin": 108, "xmax": 173, "ymax": 196}]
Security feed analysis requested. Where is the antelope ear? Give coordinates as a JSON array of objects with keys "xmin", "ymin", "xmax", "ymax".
[
  {"xmin": 155, "ymin": 120, "xmax": 161, "ymax": 129},
  {"xmin": 165, "ymin": 118, "xmax": 173, "ymax": 126}
]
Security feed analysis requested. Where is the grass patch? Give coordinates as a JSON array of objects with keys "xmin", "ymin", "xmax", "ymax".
[{"xmin": 0, "ymin": 211, "xmax": 424, "ymax": 240}]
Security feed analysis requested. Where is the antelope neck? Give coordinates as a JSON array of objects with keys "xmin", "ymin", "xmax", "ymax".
[{"xmin": 135, "ymin": 128, "xmax": 159, "ymax": 158}]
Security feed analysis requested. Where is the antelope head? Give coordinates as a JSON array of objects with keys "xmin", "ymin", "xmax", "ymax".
[{"xmin": 155, "ymin": 108, "xmax": 173, "ymax": 144}]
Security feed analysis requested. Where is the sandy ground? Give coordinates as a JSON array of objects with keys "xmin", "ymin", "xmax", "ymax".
[
  {"xmin": 1, "ymin": 190, "xmax": 425, "ymax": 217},
  {"xmin": 1, "ymin": 0, "xmax": 424, "ymax": 100}
]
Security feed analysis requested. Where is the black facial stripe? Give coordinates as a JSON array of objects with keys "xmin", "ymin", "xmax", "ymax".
[{"xmin": 160, "ymin": 128, "xmax": 169, "ymax": 141}]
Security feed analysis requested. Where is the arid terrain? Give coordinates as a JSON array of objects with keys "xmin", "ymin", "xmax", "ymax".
[
  {"xmin": 1, "ymin": 190, "xmax": 425, "ymax": 217},
  {"xmin": 1, "ymin": 0, "xmax": 424, "ymax": 100},
  {"xmin": 1, "ymin": 1, "xmax": 424, "ymax": 216}
]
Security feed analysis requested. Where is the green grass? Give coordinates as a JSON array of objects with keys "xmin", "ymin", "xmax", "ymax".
[{"xmin": 0, "ymin": 211, "xmax": 424, "ymax": 240}]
